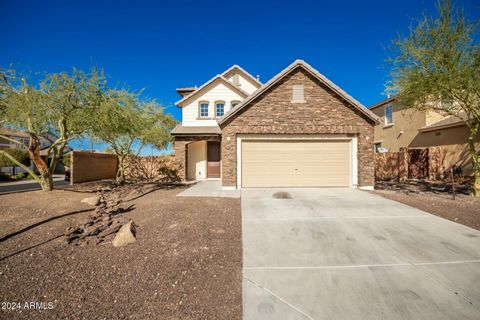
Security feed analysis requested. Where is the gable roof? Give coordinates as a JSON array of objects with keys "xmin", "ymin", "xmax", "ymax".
[
  {"xmin": 219, "ymin": 60, "xmax": 379, "ymax": 125},
  {"xmin": 175, "ymin": 65, "xmax": 261, "ymax": 107},
  {"xmin": 222, "ymin": 65, "xmax": 262, "ymax": 88},
  {"xmin": 175, "ymin": 74, "xmax": 249, "ymax": 107},
  {"xmin": 369, "ymin": 96, "xmax": 396, "ymax": 110}
]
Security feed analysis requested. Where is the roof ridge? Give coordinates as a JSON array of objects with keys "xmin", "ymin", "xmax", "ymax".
[{"xmin": 219, "ymin": 59, "xmax": 379, "ymax": 125}]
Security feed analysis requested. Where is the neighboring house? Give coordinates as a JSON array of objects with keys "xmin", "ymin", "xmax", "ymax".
[
  {"xmin": 0, "ymin": 127, "xmax": 69, "ymax": 174},
  {"xmin": 172, "ymin": 60, "xmax": 379, "ymax": 189},
  {"xmin": 369, "ymin": 97, "xmax": 480, "ymax": 176}
]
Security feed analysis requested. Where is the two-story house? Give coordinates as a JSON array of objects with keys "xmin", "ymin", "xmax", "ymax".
[
  {"xmin": 172, "ymin": 60, "xmax": 379, "ymax": 189},
  {"xmin": 369, "ymin": 97, "xmax": 480, "ymax": 176}
]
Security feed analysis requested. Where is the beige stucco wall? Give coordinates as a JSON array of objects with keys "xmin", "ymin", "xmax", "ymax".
[
  {"xmin": 187, "ymin": 140, "xmax": 207, "ymax": 181},
  {"xmin": 71, "ymin": 151, "xmax": 118, "ymax": 184},
  {"xmin": 371, "ymin": 102, "xmax": 426, "ymax": 152},
  {"xmin": 411, "ymin": 125, "xmax": 480, "ymax": 176}
]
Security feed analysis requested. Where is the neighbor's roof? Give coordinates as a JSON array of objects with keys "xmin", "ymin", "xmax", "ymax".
[
  {"xmin": 368, "ymin": 96, "xmax": 396, "ymax": 110},
  {"xmin": 171, "ymin": 125, "xmax": 221, "ymax": 135},
  {"xmin": 418, "ymin": 116, "xmax": 465, "ymax": 132},
  {"xmin": 219, "ymin": 59, "xmax": 379, "ymax": 125},
  {"xmin": 0, "ymin": 127, "xmax": 30, "ymax": 138}
]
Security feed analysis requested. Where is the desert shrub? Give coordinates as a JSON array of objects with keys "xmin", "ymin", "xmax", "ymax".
[
  {"xmin": 125, "ymin": 155, "xmax": 176, "ymax": 181},
  {"xmin": 158, "ymin": 166, "xmax": 180, "ymax": 183}
]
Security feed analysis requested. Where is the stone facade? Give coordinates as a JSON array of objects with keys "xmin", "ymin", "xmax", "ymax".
[
  {"xmin": 219, "ymin": 68, "xmax": 376, "ymax": 187},
  {"xmin": 173, "ymin": 135, "xmax": 220, "ymax": 181}
]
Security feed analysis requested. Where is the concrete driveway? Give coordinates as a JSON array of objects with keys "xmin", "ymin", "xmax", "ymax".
[{"xmin": 242, "ymin": 188, "xmax": 480, "ymax": 320}]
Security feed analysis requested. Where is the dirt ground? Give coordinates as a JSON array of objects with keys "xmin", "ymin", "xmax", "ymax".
[
  {"xmin": 372, "ymin": 180, "xmax": 480, "ymax": 231},
  {"xmin": 0, "ymin": 183, "xmax": 242, "ymax": 319}
]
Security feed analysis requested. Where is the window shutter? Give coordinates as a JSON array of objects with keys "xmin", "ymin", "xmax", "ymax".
[{"xmin": 292, "ymin": 85, "xmax": 304, "ymax": 102}]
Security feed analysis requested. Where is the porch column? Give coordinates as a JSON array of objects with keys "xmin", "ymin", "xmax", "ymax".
[{"xmin": 174, "ymin": 139, "xmax": 188, "ymax": 181}]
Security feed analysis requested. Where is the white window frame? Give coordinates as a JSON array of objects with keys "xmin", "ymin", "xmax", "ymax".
[
  {"xmin": 214, "ymin": 101, "xmax": 225, "ymax": 118},
  {"xmin": 198, "ymin": 101, "xmax": 209, "ymax": 118},
  {"xmin": 384, "ymin": 104, "xmax": 393, "ymax": 126}
]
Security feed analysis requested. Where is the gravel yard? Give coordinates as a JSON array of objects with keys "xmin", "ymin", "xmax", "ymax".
[
  {"xmin": 372, "ymin": 180, "xmax": 480, "ymax": 231},
  {"xmin": 0, "ymin": 183, "xmax": 242, "ymax": 319}
]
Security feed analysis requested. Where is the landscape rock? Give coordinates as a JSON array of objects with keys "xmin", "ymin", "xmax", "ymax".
[
  {"xmin": 112, "ymin": 221, "xmax": 137, "ymax": 247},
  {"xmin": 81, "ymin": 196, "xmax": 101, "ymax": 206}
]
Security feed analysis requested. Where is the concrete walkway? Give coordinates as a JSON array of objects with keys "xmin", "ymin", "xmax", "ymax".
[
  {"xmin": 242, "ymin": 188, "xmax": 480, "ymax": 320},
  {"xmin": 177, "ymin": 180, "xmax": 240, "ymax": 198}
]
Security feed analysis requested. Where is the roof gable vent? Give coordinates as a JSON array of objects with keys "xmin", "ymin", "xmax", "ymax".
[
  {"xmin": 292, "ymin": 84, "xmax": 305, "ymax": 103},
  {"xmin": 232, "ymin": 73, "xmax": 240, "ymax": 86}
]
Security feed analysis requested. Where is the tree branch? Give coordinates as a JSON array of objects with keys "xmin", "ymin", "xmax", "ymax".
[
  {"xmin": 0, "ymin": 134, "xmax": 28, "ymax": 149},
  {"xmin": 0, "ymin": 150, "xmax": 40, "ymax": 181}
]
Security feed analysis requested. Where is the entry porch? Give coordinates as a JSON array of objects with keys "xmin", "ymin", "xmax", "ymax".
[{"xmin": 173, "ymin": 134, "xmax": 222, "ymax": 182}]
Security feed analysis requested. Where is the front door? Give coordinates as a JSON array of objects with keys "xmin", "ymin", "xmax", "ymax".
[{"xmin": 207, "ymin": 141, "xmax": 221, "ymax": 178}]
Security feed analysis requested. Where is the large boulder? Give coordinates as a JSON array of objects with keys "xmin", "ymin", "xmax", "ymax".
[
  {"xmin": 81, "ymin": 196, "xmax": 100, "ymax": 206},
  {"xmin": 112, "ymin": 220, "xmax": 137, "ymax": 247}
]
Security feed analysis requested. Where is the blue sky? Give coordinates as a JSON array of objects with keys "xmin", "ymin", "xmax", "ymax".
[{"xmin": 1, "ymin": 0, "xmax": 478, "ymax": 153}]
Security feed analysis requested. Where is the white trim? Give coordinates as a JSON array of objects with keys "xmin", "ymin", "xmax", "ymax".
[
  {"xmin": 351, "ymin": 137, "xmax": 358, "ymax": 187},
  {"xmin": 358, "ymin": 186, "xmax": 374, "ymax": 190},
  {"xmin": 236, "ymin": 134, "xmax": 358, "ymax": 189}
]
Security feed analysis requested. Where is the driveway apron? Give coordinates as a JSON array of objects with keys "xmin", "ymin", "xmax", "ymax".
[{"xmin": 241, "ymin": 188, "xmax": 480, "ymax": 320}]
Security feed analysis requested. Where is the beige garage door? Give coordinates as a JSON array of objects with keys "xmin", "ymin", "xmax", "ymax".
[{"xmin": 241, "ymin": 140, "xmax": 351, "ymax": 187}]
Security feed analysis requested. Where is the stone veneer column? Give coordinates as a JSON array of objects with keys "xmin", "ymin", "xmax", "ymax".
[{"xmin": 174, "ymin": 140, "xmax": 188, "ymax": 181}]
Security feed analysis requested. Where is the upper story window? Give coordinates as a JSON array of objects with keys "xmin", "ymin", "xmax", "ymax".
[
  {"xmin": 199, "ymin": 102, "xmax": 209, "ymax": 118},
  {"xmin": 215, "ymin": 101, "xmax": 225, "ymax": 117},
  {"xmin": 385, "ymin": 104, "xmax": 393, "ymax": 125},
  {"xmin": 231, "ymin": 100, "xmax": 240, "ymax": 108},
  {"xmin": 292, "ymin": 85, "xmax": 305, "ymax": 102}
]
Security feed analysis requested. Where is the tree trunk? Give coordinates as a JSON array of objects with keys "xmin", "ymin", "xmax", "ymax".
[
  {"xmin": 28, "ymin": 133, "xmax": 53, "ymax": 191},
  {"xmin": 467, "ymin": 126, "xmax": 480, "ymax": 197},
  {"xmin": 39, "ymin": 172, "xmax": 54, "ymax": 191},
  {"xmin": 116, "ymin": 155, "xmax": 125, "ymax": 184}
]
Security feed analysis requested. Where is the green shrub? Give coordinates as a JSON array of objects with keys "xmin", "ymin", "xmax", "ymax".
[
  {"xmin": 0, "ymin": 148, "xmax": 30, "ymax": 168},
  {"xmin": 14, "ymin": 172, "xmax": 28, "ymax": 180}
]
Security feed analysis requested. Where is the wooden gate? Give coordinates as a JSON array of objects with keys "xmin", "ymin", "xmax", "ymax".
[{"xmin": 408, "ymin": 149, "xmax": 429, "ymax": 179}]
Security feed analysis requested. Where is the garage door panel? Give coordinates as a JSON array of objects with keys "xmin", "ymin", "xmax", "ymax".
[{"xmin": 241, "ymin": 140, "xmax": 350, "ymax": 187}]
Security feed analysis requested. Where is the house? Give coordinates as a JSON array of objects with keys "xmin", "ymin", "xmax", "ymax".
[
  {"xmin": 172, "ymin": 60, "xmax": 379, "ymax": 189},
  {"xmin": 0, "ymin": 127, "xmax": 69, "ymax": 174},
  {"xmin": 369, "ymin": 97, "xmax": 480, "ymax": 176}
]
